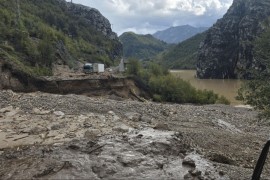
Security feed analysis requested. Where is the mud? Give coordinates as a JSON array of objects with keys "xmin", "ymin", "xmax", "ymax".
[{"xmin": 0, "ymin": 90, "xmax": 270, "ymax": 179}]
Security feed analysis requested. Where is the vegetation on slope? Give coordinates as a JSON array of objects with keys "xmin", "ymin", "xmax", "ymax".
[
  {"xmin": 238, "ymin": 26, "xmax": 270, "ymax": 118},
  {"xmin": 0, "ymin": 0, "xmax": 121, "ymax": 76},
  {"xmin": 127, "ymin": 59, "xmax": 230, "ymax": 105},
  {"xmin": 119, "ymin": 32, "xmax": 170, "ymax": 60},
  {"xmin": 157, "ymin": 32, "xmax": 207, "ymax": 69}
]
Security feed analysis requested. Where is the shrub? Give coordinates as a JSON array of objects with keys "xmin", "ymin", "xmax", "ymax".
[{"xmin": 217, "ymin": 95, "xmax": 231, "ymax": 105}]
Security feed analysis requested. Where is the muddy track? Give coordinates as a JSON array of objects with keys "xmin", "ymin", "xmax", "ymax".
[{"xmin": 0, "ymin": 90, "xmax": 269, "ymax": 179}]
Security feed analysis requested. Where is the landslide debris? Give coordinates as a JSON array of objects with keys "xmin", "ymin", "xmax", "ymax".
[{"xmin": 0, "ymin": 90, "xmax": 269, "ymax": 179}]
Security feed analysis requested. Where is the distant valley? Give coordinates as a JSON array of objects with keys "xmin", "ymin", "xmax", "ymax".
[{"xmin": 120, "ymin": 25, "xmax": 207, "ymax": 69}]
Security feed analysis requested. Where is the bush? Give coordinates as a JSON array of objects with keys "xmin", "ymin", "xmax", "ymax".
[
  {"xmin": 238, "ymin": 26, "xmax": 270, "ymax": 118},
  {"xmin": 126, "ymin": 58, "xmax": 142, "ymax": 76},
  {"xmin": 216, "ymin": 95, "xmax": 231, "ymax": 105}
]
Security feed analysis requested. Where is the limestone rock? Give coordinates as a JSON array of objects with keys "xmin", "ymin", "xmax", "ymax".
[{"xmin": 197, "ymin": 0, "xmax": 270, "ymax": 79}]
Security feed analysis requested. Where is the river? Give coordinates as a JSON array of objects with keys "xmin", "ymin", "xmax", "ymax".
[{"xmin": 170, "ymin": 70, "xmax": 244, "ymax": 105}]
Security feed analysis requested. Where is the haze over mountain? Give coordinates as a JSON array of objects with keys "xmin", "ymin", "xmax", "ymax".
[
  {"xmin": 153, "ymin": 25, "xmax": 208, "ymax": 44},
  {"xmin": 70, "ymin": 0, "xmax": 233, "ymax": 35},
  {"xmin": 119, "ymin": 32, "xmax": 169, "ymax": 60}
]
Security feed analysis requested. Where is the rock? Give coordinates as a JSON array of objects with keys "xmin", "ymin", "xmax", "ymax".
[
  {"xmin": 209, "ymin": 153, "xmax": 235, "ymax": 165},
  {"xmin": 189, "ymin": 169, "xmax": 202, "ymax": 176},
  {"xmin": 32, "ymin": 108, "xmax": 50, "ymax": 115},
  {"xmin": 51, "ymin": 123, "xmax": 65, "ymax": 130},
  {"xmin": 197, "ymin": 0, "xmax": 270, "ymax": 79},
  {"xmin": 182, "ymin": 157, "xmax": 196, "ymax": 168},
  {"xmin": 113, "ymin": 124, "xmax": 130, "ymax": 133},
  {"xmin": 29, "ymin": 126, "xmax": 48, "ymax": 135},
  {"xmin": 140, "ymin": 115, "xmax": 152, "ymax": 123},
  {"xmin": 125, "ymin": 112, "xmax": 141, "ymax": 122},
  {"xmin": 84, "ymin": 129, "xmax": 100, "ymax": 140},
  {"xmin": 153, "ymin": 123, "xmax": 169, "ymax": 131},
  {"xmin": 0, "ymin": 106, "xmax": 13, "ymax": 113},
  {"xmin": 54, "ymin": 111, "xmax": 65, "ymax": 117},
  {"xmin": 184, "ymin": 173, "xmax": 193, "ymax": 180},
  {"xmin": 219, "ymin": 170, "xmax": 225, "ymax": 176},
  {"xmin": 83, "ymin": 121, "xmax": 92, "ymax": 128}
]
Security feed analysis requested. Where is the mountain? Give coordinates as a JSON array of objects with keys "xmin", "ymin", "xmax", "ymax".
[
  {"xmin": 157, "ymin": 32, "xmax": 207, "ymax": 69},
  {"xmin": 0, "ymin": 0, "xmax": 122, "ymax": 77},
  {"xmin": 153, "ymin": 25, "xmax": 208, "ymax": 44},
  {"xmin": 197, "ymin": 0, "xmax": 270, "ymax": 79},
  {"xmin": 119, "ymin": 32, "xmax": 169, "ymax": 60}
]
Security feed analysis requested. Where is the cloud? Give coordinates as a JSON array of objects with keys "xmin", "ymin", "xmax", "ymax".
[{"xmin": 70, "ymin": 0, "xmax": 233, "ymax": 35}]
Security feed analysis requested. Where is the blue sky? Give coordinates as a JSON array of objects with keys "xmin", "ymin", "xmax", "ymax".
[{"xmin": 68, "ymin": 0, "xmax": 233, "ymax": 35}]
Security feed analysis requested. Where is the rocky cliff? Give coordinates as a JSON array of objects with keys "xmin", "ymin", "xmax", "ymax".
[
  {"xmin": 197, "ymin": 0, "xmax": 270, "ymax": 79},
  {"xmin": 66, "ymin": 2, "xmax": 118, "ymax": 40}
]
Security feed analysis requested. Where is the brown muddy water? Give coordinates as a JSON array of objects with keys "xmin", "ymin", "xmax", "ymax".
[{"xmin": 171, "ymin": 70, "xmax": 244, "ymax": 105}]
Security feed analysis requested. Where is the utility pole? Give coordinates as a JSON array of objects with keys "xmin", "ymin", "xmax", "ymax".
[{"xmin": 71, "ymin": 0, "xmax": 73, "ymax": 3}]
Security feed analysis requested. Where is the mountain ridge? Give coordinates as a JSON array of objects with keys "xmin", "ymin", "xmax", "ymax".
[{"xmin": 153, "ymin": 25, "xmax": 208, "ymax": 44}]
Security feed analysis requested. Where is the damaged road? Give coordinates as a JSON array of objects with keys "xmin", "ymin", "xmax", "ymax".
[{"xmin": 0, "ymin": 90, "xmax": 269, "ymax": 179}]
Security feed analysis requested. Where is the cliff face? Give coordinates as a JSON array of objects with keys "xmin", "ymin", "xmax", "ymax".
[
  {"xmin": 197, "ymin": 0, "xmax": 270, "ymax": 79},
  {"xmin": 64, "ymin": 0, "xmax": 122, "ymax": 60},
  {"xmin": 66, "ymin": 2, "xmax": 118, "ymax": 41}
]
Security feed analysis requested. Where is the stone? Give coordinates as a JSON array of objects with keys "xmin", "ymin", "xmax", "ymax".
[
  {"xmin": 113, "ymin": 124, "xmax": 130, "ymax": 133},
  {"xmin": 32, "ymin": 108, "xmax": 50, "ymax": 115},
  {"xmin": 54, "ymin": 111, "xmax": 65, "ymax": 117},
  {"xmin": 153, "ymin": 123, "xmax": 169, "ymax": 131},
  {"xmin": 140, "ymin": 115, "xmax": 152, "ymax": 123},
  {"xmin": 29, "ymin": 126, "xmax": 48, "ymax": 135},
  {"xmin": 51, "ymin": 123, "xmax": 65, "ymax": 130},
  {"xmin": 0, "ymin": 106, "xmax": 13, "ymax": 113},
  {"xmin": 125, "ymin": 112, "xmax": 141, "ymax": 122},
  {"xmin": 84, "ymin": 129, "xmax": 100, "ymax": 140},
  {"xmin": 182, "ymin": 157, "xmax": 196, "ymax": 168}
]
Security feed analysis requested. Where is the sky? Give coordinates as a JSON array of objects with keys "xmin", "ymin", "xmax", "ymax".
[{"xmin": 68, "ymin": 0, "xmax": 233, "ymax": 35}]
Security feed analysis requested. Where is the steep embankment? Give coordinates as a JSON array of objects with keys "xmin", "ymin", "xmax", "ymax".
[
  {"xmin": 0, "ymin": 56, "xmax": 144, "ymax": 99},
  {"xmin": 197, "ymin": 0, "xmax": 270, "ymax": 79}
]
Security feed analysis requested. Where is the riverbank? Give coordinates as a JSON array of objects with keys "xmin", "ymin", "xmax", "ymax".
[
  {"xmin": 0, "ymin": 90, "xmax": 269, "ymax": 179},
  {"xmin": 171, "ymin": 70, "xmax": 244, "ymax": 105}
]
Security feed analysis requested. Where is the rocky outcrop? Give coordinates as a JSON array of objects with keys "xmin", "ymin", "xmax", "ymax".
[
  {"xmin": 66, "ymin": 1, "xmax": 117, "ymax": 40},
  {"xmin": 197, "ymin": 0, "xmax": 270, "ymax": 79},
  {"xmin": 65, "ymin": 1, "xmax": 122, "ymax": 60}
]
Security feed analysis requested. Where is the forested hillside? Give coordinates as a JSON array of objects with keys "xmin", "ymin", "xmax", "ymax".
[
  {"xmin": 119, "ymin": 32, "xmax": 169, "ymax": 60},
  {"xmin": 157, "ymin": 32, "xmax": 206, "ymax": 69},
  {"xmin": 0, "ymin": 0, "xmax": 122, "ymax": 76}
]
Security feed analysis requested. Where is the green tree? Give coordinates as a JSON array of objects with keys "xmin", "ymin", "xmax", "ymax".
[
  {"xmin": 126, "ymin": 58, "xmax": 142, "ymax": 76},
  {"xmin": 238, "ymin": 28, "xmax": 270, "ymax": 118}
]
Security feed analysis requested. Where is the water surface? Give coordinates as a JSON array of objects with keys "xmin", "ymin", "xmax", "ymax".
[{"xmin": 171, "ymin": 70, "xmax": 244, "ymax": 105}]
